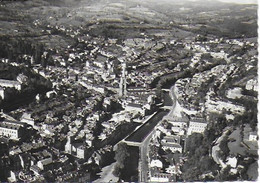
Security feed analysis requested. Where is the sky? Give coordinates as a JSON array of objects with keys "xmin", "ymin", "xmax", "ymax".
[
  {"xmin": 218, "ymin": 0, "xmax": 257, "ymax": 4},
  {"xmin": 187, "ymin": 0, "xmax": 258, "ymax": 4}
]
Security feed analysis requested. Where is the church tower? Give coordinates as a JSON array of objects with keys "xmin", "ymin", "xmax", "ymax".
[{"xmin": 119, "ymin": 62, "xmax": 127, "ymax": 97}]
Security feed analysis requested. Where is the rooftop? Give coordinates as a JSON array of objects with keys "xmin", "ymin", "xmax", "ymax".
[
  {"xmin": 190, "ymin": 118, "xmax": 207, "ymax": 123},
  {"xmin": 0, "ymin": 120, "xmax": 26, "ymax": 130},
  {"xmin": 161, "ymin": 142, "xmax": 182, "ymax": 148},
  {"xmin": 127, "ymin": 103, "xmax": 143, "ymax": 108},
  {"xmin": 0, "ymin": 79, "xmax": 20, "ymax": 85}
]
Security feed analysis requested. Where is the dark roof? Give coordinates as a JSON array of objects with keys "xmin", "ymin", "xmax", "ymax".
[
  {"xmin": 163, "ymin": 135, "xmax": 181, "ymax": 144},
  {"xmin": 190, "ymin": 118, "xmax": 207, "ymax": 123},
  {"xmin": 0, "ymin": 120, "xmax": 26, "ymax": 130},
  {"xmin": 127, "ymin": 103, "xmax": 142, "ymax": 108}
]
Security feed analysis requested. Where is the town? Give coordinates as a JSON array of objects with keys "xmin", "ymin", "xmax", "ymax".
[{"xmin": 0, "ymin": 0, "xmax": 258, "ymax": 182}]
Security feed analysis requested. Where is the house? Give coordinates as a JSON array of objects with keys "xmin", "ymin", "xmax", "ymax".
[
  {"xmin": 65, "ymin": 137, "xmax": 87, "ymax": 159},
  {"xmin": 0, "ymin": 79, "xmax": 21, "ymax": 91},
  {"xmin": 162, "ymin": 135, "xmax": 181, "ymax": 145},
  {"xmin": 187, "ymin": 118, "xmax": 207, "ymax": 135},
  {"xmin": 249, "ymin": 132, "xmax": 258, "ymax": 141},
  {"xmin": 20, "ymin": 113, "xmax": 35, "ymax": 127},
  {"xmin": 85, "ymin": 135, "xmax": 94, "ymax": 147},
  {"xmin": 127, "ymin": 86, "xmax": 148, "ymax": 94},
  {"xmin": 161, "ymin": 143, "xmax": 182, "ymax": 153},
  {"xmin": 226, "ymin": 156, "xmax": 237, "ymax": 168},
  {"xmin": 166, "ymin": 164, "xmax": 181, "ymax": 175},
  {"xmin": 76, "ymin": 145, "xmax": 86, "ymax": 159},
  {"xmin": 30, "ymin": 165, "xmax": 41, "ymax": 176},
  {"xmin": 168, "ymin": 117, "xmax": 189, "ymax": 128},
  {"xmin": 125, "ymin": 103, "xmax": 144, "ymax": 115},
  {"xmin": 16, "ymin": 74, "xmax": 28, "ymax": 84},
  {"xmin": 150, "ymin": 159, "xmax": 163, "ymax": 169},
  {"xmin": 7, "ymin": 171, "xmax": 16, "ymax": 182},
  {"xmin": 245, "ymin": 79, "xmax": 257, "ymax": 92},
  {"xmin": 46, "ymin": 91, "xmax": 57, "ymax": 98},
  {"xmin": 150, "ymin": 170, "xmax": 171, "ymax": 182},
  {"xmin": 35, "ymin": 150, "xmax": 53, "ymax": 170},
  {"xmin": 0, "ymin": 120, "xmax": 28, "ymax": 140}
]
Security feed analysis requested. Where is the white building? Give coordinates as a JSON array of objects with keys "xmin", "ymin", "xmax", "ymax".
[
  {"xmin": 246, "ymin": 79, "xmax": 258, "ymax": 92},
  {"xmin": 0, "ymin": 120, "xmax": 26, "ymax": 140},
  {"xmin": 150, "ymin": 172, "xmax": 171, "ymax": 182},
  {"xmin": 249, "ymin": 132, "xmax": 258, "ymax": 141},
  {"xmin": 0, "ymin": 79, "xmax": 21, "ymax": 90},
  {"xmin": 76, "ymin": 145, "xmax": 86, "ymax": 159},
  {"xmin": 0, "ymin": 87, "xmax": 4, "ymax": 99},
  {"xmin": 125, "ymin": 103, "xmax": 145, "ymax": 115},
  {"xmin": 187, "ymin": 118, "xmax": 207, "ymax": 135},
  {"xmin": 17, "ymin": 74, "xmax": 28, "ymax": 84},
  {"xmin": 150, "ymin": 159, "xmax": 163, "ymax": 169},
  {"xmin": 161, "ymin": 143, "xmax": 182, "ymax": 153},
  {"xmin": 226, "ymin": 156, "xmax": 237, "ymax": 168},
  {"xmin": 65, "ymin": 137, "xmax": 87, "ymax": 159},
  {"xmin": 20, "ymin": 113, "xmax": 35, "ymax": 127}
]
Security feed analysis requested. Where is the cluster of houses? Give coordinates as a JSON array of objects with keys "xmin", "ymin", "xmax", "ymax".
[{"xmin": 148, "ymin": 114, "xmax": 208, "ymax": 182}]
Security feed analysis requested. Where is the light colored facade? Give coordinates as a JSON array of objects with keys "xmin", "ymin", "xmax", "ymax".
[
  {"xmin": 76, "ymin": 145, "xmax": 86, "ymax": 159},
  {"xmin": 65, "ymin": 137, "xmax": 86, "ymax": 159},
  {"xmin": 20, "ymin": 113, "xmax": 35, "ymax": 127},
  {"xmin": 150, "ymin": 173, "xmax": 171, "ymax": 182},
  {"xmin": 0, "ymin": 87, "xmax": 4, "ymax": 99},
  {"xmin": 0, "ymin": 120, "xmax": 26, "ymax": 140},
  {"xmin": 249, "ymin": 132, "xmax": 258, "ymax": 141},
  {"xmin": 125, "ymin": 103, "xmax": 144, "ymax": 115},
  {"xmin": 0, "ymin": 79, "xmax": 21, "ymax": 91},
  {"xmin": 161, "ymin": 143, "xmax": 182, "ymax": 153},
  {"xmin": 187, "ymin": 118, "xmax": 207, "ymax": 135}
]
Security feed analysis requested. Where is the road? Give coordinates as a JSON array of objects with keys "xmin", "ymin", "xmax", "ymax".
[
  {"xmin": 93, "ymin": 162, "xmax": 119, "ymax": 183},
  {"xmin": 139, "ymin": 86, "xmax": 179, "ymax": 182},
  {"xmin": 212, "ymin": 128, "xmax": 230, "ymax": 167},
  {"xmin": 139, "ymin": 128, "xmax": 155, "ymax": 182}
]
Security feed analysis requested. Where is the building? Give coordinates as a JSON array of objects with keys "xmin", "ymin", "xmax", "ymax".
[
  {"xmin": 0, "ymin": 87, "xmax": 4, "ymax": 100},
  {"xmin": 65, "ymin": 137, "xmax": 87, "ymax": 159},
  {"xmin": 20, "ymin": 113, "xmax": 35, "ymax": 127},
  {"xmin": 162, "ymin": 135, "xmax": 181, "ymax": 144},
  {"xmin": 150, "ymin": 159, "xmax": 163, "ymax": 169},
  {"xmin": 16, "ymin": 74, "xmax": 28, "ymax": 84},
  {"xmin": 249, "ymin": 132, "xmax": 258, "ymax": 141},
  {"xmin": 187, "ymin": 118, "xmax": 207, "ymax": 135},
  {"xmin": 0, "ymin": 120, "xmax": 27, "ymax": 140},
  {"xmin": 127, "ymin": 86, "xmax": 149, "ymax": 94},
  {"xmin": 125, "ymin": 103, "xmax": 145, "ymax": 115},
  {"xmin": 168, "ymin": 117, "xmax": 188, "ymax": 134},
  {"xmin": 245, "ymin": 79, "xmax": 257, "ymax": 92},
  {"xmin": 150, "ymin": 170, "xmax": 171, "ymax": 182},
  {"xmin": 161, "ymin": 143, "xmax": 182, "ymax": 153},
  {"xmin": 119, "ymin": 62, "xmax": 127, "ymax": 97},
  {"xmin": 0, "ymin": 79, "xmax": 21, "ymax": 91}
]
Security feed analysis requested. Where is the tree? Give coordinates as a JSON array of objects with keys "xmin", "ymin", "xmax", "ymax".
[
  {"xmin": 186, "ymin": 133, "xmax": 203, "ymax": 155},
  {"xmin": 216, "ymin": 165, "xmax": 234, "ymax": 181},
  {"xmin": 219, "ymin": 135, "xmax": 230, "ymax": 161},
  {"xmin": 113, "ymin": 142, "xmax": 129, "ymax": 177}
]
